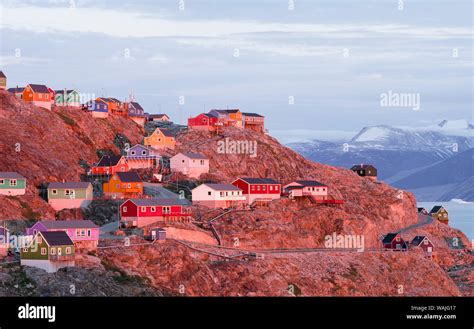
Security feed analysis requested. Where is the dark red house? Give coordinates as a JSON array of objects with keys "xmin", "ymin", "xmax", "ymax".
[
  {"xmin": 91, "ymin": 155, "xmax": 129, "ymax": 176},
  {"xmin": 382, "ymin": 233, "xmax": 408, "ymax": 251},
  {"xmin": 188, "ymin": 113, "xmax": 219, "ymax": 131},
  {"xmin": 120, "ymin": 198, "xmax": 192, "ymax": 228},
  {"xmin": 410, "ymin": 236, "xmax": 434, "ymax": 253},
  {"xmin": 231, "ymin": 177, "xmax": 281, "ymax": 204}
]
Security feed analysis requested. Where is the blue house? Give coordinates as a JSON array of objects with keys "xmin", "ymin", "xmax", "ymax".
[{"xmin": 86, "ymin": 99, "xmax": 108, "ymax": 118}]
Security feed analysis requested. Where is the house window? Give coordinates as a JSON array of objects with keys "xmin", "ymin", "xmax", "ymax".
[
  {"xmin": 123, "ymin": 206, "xmax": 127, "ymax": 212},
  {"xmin": 396, "ymin": 236, "xmax": 400, "ymax": 242},
  {"xmin": 142, "ymin": 151, "xmax": 146, "ymax": 155},
  {"xmin": 141, "ymin": 206, "xmax": 146, "ymax": 212},
  {"xmin": 10, "ymin": 179, "xmax": 17, "ymax": 187},
  {"xmin": 127, "ymin": 183, "xmax": 131, "ymax": 188},
  {"xmin": 37, "ymin": 237, "xmax": 42, "ymax": 244},
  {"xmin": 41, "ymin": 248, "xmax": 46, "ymax": 255},
  {"xmin": 423, "ymin": 239, "xmax": 428, "ymax": 245},
  {"xmin": 131, "ymin": 151, "xmax": 136, "ymax": 155},
  {"xmin": 121, "ymin": 167, "xmax": 125, "ymax": 172},
  {"xmin": 66, "ymin": 247, "xmax": 71, "ymax": 254},
  {"xmin": 0, "ymin": 179, "xmax": 4, "ymax": 185},
  {"xmin": 208, "ymin": 191, "xmax": 211, "ymax": 196},
  {"xmin": 269, "ymin": 186, "xmax": 273, "ymax": 191},
  {"xmin": 163, "ymin": 206, "xmax": 170, "ymax": 214},
  {"xmin": 65, "ymin": 189, "xmax": 74, "ymax": 196},
  {"xmin": 87, "ymin": 229, "xmax": 91, "ymax": 237},
  {"xmin": 51, "ymin": 247, "xmax": 56, "ymax": 255},
  {"xmin": 151, "ymin": 206, "xmax": 156, "ymax": 212},
  {"xmin": 182, "ymin": 160, "xmax": 185, "ymax": 163},
  {"xmin": 23, "ymin": 247, "xmax": 28, "ymax": 252},
  {"xmin": 262, "ymin": 186, "xmax": 266, "ymax": 191}
]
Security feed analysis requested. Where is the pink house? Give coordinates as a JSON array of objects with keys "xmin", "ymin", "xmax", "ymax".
[
  {"xmin": 26, "ymin": 220, "xmax": 99, "ymax": 251},
  {"xmin": 170, "ymin": 152, "xmax": 210, "ymax": 178},
  {"xmin": 191, "ymin": 183, "xmax": 246, "ymax": 209},
  {"xmin": 283, "ymin": 180, "xmax": 328, "ymax": 200}
]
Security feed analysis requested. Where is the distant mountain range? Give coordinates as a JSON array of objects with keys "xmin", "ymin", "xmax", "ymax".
[{"xmin": 287, "ymin": 120, "xmax": 474, "ymax": 201}]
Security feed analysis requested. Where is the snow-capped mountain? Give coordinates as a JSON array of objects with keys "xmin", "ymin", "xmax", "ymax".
[{"xmin": 287, "ymin": 120, "xmax": 474, "ymax": 201}]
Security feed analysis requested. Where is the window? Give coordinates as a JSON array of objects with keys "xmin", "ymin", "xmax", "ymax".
[
  {"xmin": 0, "ymin": 179, "xmax": 4, "ymax": 185},
  {"xmin": 182, "ymin": 160, "xmax": 185, "ymax": 163},
  {"xmin": 269, "ymin": 186, "xmax": 273, "ymax": 191},
  {"xmin": 151, "ymin": 206, "xmax": 156, "ymax": 212},
  {"xmin": 65, "ymin": 189, "xmax": 74, "ymax": 196},
  {"xmin": 10, "ymin": 179, "xmax": 17, "ymax": 187},
  {"xmin": 257, "ymin": 186, "xmax": 261, "ymax": 191},
  {"xmin": 50, "ymin": 247, "xmax": 56, "ymax": 255},
  {"xmin": 123, "ymin": 206, "xmax": 127, "ymax": 212},
  {"xmin": 141, "ymin": 206, "xmax": 146, "ymax": 212},
  {"xmin": 163, "ymin": 206, "xmax": 170, "ymax": 214},
  {"xmin": 41, "ymin": 248, "xmax": 46, "ymax": 255},
  {"xmin": 262, "ymin": 186, "xmax": 266, "ymax": 191},
  {"xmin": 396, "ymin": 236, "xmax": 400, "ymax": 242},
  {"xmin": 127, "ymin": 183, "xmax": 131, "ymax": 188},
  {"xmin": 131, "ymin": 151, "xmax": 136, "ymax": 155},
  {"xmin": 142, "ymin": 150, "xmax": 146, "ymax": 155},
  {"xmin": 121, "ymin": 167, "xmax": 125, "ymax": 172},
  {"xmin": 208, "ymin": 191, "xmax": 211, "ymax": 196},
  {"xmin": 37, "ymin": 237, "xmax": 42, "ymax": 244},
  {"xmin": 23, "ymin": 247, "xmax": 28, "ymax": 252},
  {"xmin": 423, "ymin": 239, "xmax": 429, "ymax": 245},
  {"xmin": 66, "ymin": 247, "xmax": 71, "ymax": 254},
  {"xmin": 200, "ymin": 160, "xmax": 204, "ymax": 165},
  {"xmin": 87, "ymin": 230, "xmax": 91, "ymax": 237}
]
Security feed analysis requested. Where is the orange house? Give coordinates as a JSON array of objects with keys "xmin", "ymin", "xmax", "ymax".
[
  {"xmin": 97, "ymin": 97, "xmax": 127, "ymax": 117},
  {"xmin": 22, "ymin": 84, "xmax": 53, "ymax": 110},
  {"xmin": 144, "ymin": 128, "xmax": 176, "ymax": 150},
  {"xmin": 103, "ymin": 172, "xmax": 143, "ymax": 198}
]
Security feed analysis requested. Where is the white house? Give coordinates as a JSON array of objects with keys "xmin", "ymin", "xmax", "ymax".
[
  {"xmin": 191, "ymin": 183, "xmax": 246, "ymax": 209},
  {"xmin": 283, "ymin": 180, "xmax": 328, "ymax": 200},
  {"xmin": 170, "ymin": 152, "xmax": 209, "ymax": 178}
]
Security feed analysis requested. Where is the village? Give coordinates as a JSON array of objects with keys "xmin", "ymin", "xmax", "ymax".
[{"xmin": 0, "ymin": 71, "xmax": 449, "ymax": 273}]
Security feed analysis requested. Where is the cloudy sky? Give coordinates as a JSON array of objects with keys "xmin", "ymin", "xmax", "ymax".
[{"xmin": 1, "ymin": 0, "xmax": 472, "ymax": 142}]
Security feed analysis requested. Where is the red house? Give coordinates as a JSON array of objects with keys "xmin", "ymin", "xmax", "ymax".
[
  {"xmin": 188, "ymin": 113, "xmax": 219, "ymax": 131},
  {"xmin": 382, "ymin": 233, "xmax": 408, "ymax": 251},
  {"xmin": 91, "ymin": 155, "xmax": 129, "ymax": 176},
  {"xmin": 410, "ymin": 236, "xmax": 433, "ymax": 253},
  {"xmin": 120, "ymin": 199, "xmax": 192, "ymax": 228},
  {"xmin": 231, "ymin": 177, "xmax": 281, "ymax": 204}
]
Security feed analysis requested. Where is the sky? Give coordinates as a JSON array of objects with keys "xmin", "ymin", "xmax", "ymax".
[{"xmin": 0, "ymin": 0, "xmax": 472, "ymax": 142}]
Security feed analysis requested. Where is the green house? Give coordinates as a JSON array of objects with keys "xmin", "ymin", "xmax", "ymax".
[
  {"xmin": 0, "ymin": 172, "xmax": 26, "ymax": 196},
  {"xmin": 21, "ymin": 231, "xmax": 75, "ymax": 273},
  {"xmin": 54, "ymin": 89, "xmax": 81, "ymax": 107},
  {"xmin": 47, "ymin": 182, "xmax": 93, "ymax": 211}
]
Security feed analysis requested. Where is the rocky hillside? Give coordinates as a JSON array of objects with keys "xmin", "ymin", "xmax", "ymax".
[{"xmin": 0, "ymin": 90, "xmax": 144, "ymax": 219}]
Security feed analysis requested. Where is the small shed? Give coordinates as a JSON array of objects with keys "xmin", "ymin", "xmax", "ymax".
[{"xmin": 150, "ymin": 228, "xmax": 166, "ymax": 241}]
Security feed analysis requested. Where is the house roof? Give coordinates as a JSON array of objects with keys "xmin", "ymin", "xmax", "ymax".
[
  {"xmin": 40, "ymin": 231, "xmax": 74, "ymax": 246},
  {"xmin": 48, "ymin": 182, "xmax": 91, "ymax": 189},
  {"xmin": 411, "ymin": 235, "xmax": 428, "ymax": 246},
  {"xmin": 96, "ymin": 155, "xmax": 122, "ymax": 167},
  {"xmin": 115, "ymin": 171, "xmax": 142, "ymax": 182},
  {"xmin": 130, "ymin": 102, "xmax": 144, "ymax": 111},
  {"xmin": 211, "ymin": 109, "xmax": 240, "ymax": 114},
  {"xmin": 351, "ymin": 164, "xmax": 377, "ymax": 170},
  {"xmin": 148, "ymin": 114, "xmax": 169, "ymax": 118},
  {"xmin": 27, "ymin": 84, "xmax": 50, "ymax": 93},
  {"xmin": 201, "ymin": 183, "xmax": 241, "ymax": 191},
  {"xmin": 179, "ymin": 152, "xmax": 208, "ymax": 160},
  {"xmin": 98, "ymin": 97, "xmax": 121, "ymax": 103},
  {"xmin": 417, "ymin": 207, "xmax": 427, "ymax": 213},
  {"xmin": 242, "ymin": 112, "xmax": 264, "ymax": 118},
  {"xmin": 54, "ymin": 90, "xmax": 76, "ymax": 95},
  {"xmin": 430, "ymin": 206, "xmax": 444, "ymax": 214},
  {"xmin": 290, "ymin": 180, "xmax": 326, "ymax": 187},
  {"xmin": 127, "ymin": 198, "xmax": 185, "ymax": 207},
  {"xmin": 154, "ymin": 128, "xmax": 174, "ymax": 137},
  {"xmin": 0, "ymin": 71, "xmax": 6, "ymax": 78},
  {"xmin": 0, "ymin": 172, "xmax": 26, "ymax": 180},
  {"xmin": 238, "ymin": 178, "xmax": 279, "ymax": 185},
  {"xmin": 38, "ymin": 220, "xmax": 98, "ymax": 229},
  {"xmin": 7, "ymin": 87, "xmax": 25, "ymax": 93},
  {"xmin": 382, "ymin": 233, "xmax": 399, "ymax": 244}
]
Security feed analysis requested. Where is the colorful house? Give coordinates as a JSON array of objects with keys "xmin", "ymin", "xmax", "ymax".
[
  {"xmin": 208, "ymin": 109, "xmax": 243, "ymax": 127},
  {"xmin": 188, "ymin": 113, "xmax": 219, "ymax": 131},
  {"xmin": 125, "ymin": 144, "xmax": 161, "ymax": 169},
  {"xmin": 120, "ymin": 199, "xmax": 192, "ymax": 228},
  {"xmin": 410, "ymin": 236, "xmax": 434, "ymax": 253},
  {"xmin": 47, "ymin": 182, "xmax": 93, "ymax": 211},
  {"xmin": 21, "ymin": 231, "xmax": 75, "ymax": 273},
  {"xmin": 0, "ymin": 172, "xmax": 26, "ymax": 196},
  {"xmin": 128, "ymin": 101, "xmax": 146, "ymax": 126},
  {"xmin": 429, "ymin": 206, "xmax": 449, "ymax": 225},
  {"xmin": 242, "ymin": 112, "xmax": 265, "ymax": 132},
  {"xmin": 103, "ymin": 172, "xmax": 143, "ymax": 198},
  {"xmin": 351, "ymin": 164, "xmax": 377, "ymax": 180},
  {"xmin": 22, "ymin": 84, "xmax": 53, "ymax": 110},
  {"xmin": 382, "ymin": 233, "xmax": 408, "ymax": 251},
  {"xmin": 148, "ymin": 114, "xmax": 170, "ymax": 122},
  {"xmin": 91, "ymin": 155, "xmax": 129, "ymax": 176},
  {"xmin": 54, "ymin": 89, "xmax": 81, "ymax": 107},
  {"xmin": 144, "ymin": 128, "xmax": 176, "ymax": 150},
  {"xmin": 283, "ymin": 180, "xmax": 328, "ymax": 200},
  {"xmin": 191, "ymin": 183, "xmax": 246, "ymax": 209},
  {"xmin": 26, "ymin": 220, "xmax": 99, "ymax": 251},
  {"xmin": 232, "ymin": 178, "xmax": 281, "ymax": 204},
  {"xmin": 97, "ymin": 97, "xmax": 127, "ymax": 116},
  {"xmin": 85, "ymin": 99, "xmax": 109, "ymax": 118},
  {"xmin": 7, "ymin": 87, "xmax": 25, "ymax": 98},
  {"xmin": 417, "ymin": 207, "xmax": 429, "ymax": 215},
  {"xmin": 0, "ymin": 71, "xmax": 6, "ymax": 90},
  {"xmin": 170, "ymin": 152, "xmax": 209, "ymax": 178}
]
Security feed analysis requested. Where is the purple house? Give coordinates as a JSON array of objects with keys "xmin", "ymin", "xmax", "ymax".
[{"xmin": 26, "ymin": 220, "xmax": 99, "ymax": 251}]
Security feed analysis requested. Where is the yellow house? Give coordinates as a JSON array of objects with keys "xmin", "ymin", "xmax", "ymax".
[{"xmin": 144, "ymin": 128, "xmax": 176, "ymax": 150}]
